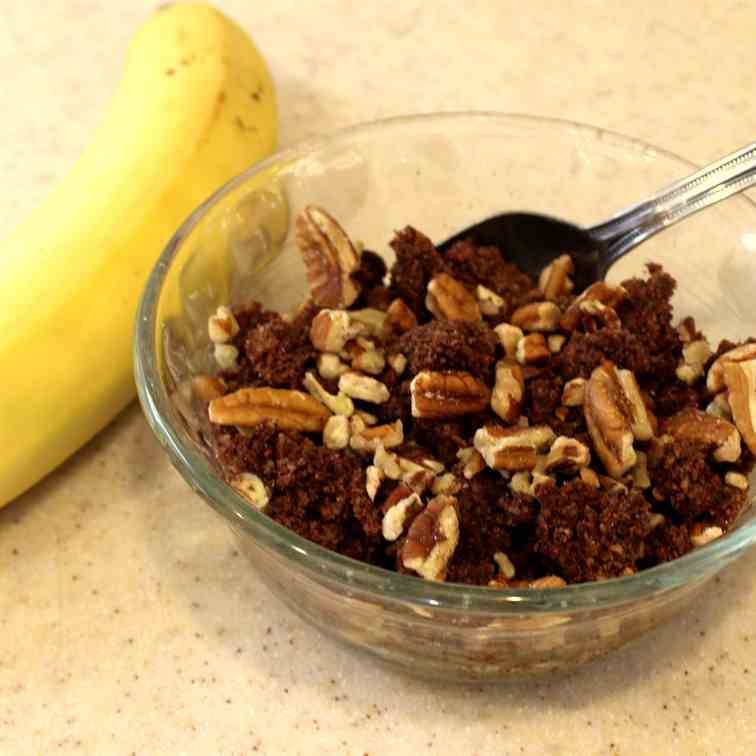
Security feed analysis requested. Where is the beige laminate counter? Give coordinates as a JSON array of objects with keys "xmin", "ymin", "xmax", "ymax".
[{"xmin": 1, "ymin": 2, "xmax": 755, "ymax": 754}]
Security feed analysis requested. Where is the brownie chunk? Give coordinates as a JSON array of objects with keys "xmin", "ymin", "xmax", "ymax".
[
  {"xmin": 617, "ymin": 264, "xmax": 682, "ymax": 385},
  {"xmin": 269, "ymin": 433, "xmax": 381, "ymax": 551},
  {"xmin": 648, "ymin": 439, "xmax": 746, "ymax": 526},
  {"xmin": 446, "ymin": 471, "xmax": 514, "ymax": 585},
  {"xmin": 389, "ymin": 226, "xmax": 447, "ymax": 318},
  {"xmin": 244, "ymin": 314, "xmax": 315, "ymax": 388},
  {"xmin": 203, "ymin": 212, "xmax": 755, "ymax": 589},
  {"xmin": 211, "ymin": 423, "xmax": 279, "ymax": 481},
  {"xmin": 557, "ymin": 329, "xmax": 652, "ymax": 380},
  {"xmin": 443, "ymin": 239, "xmax": 535, "ymax": 309},
  {"xmin": 534, "ymin": 480, "xmax": 652, "ymax": 582},
  {"xmin": 399, "ymin": 320, "xmax": 498, "ymax": 381},
  {"xmin": 642, "ymin": 522, "xmax": 691, "ymax": 566}
]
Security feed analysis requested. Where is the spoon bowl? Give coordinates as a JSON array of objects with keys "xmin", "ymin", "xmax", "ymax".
[{"xmin": 438, "ymin": 141, "xmax": 756, "ymax": 289}]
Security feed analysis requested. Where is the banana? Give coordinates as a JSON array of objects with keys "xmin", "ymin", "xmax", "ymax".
[{"xmin": 0, "ymin": 3, "xmax": 277, "ymax": 507}]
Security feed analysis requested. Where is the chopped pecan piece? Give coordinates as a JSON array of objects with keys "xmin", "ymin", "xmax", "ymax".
[
  {"xmin": 494, "ymin": 323, "xmax": 524, "ymax": 359},
  {"xmin": 350, "ymin": 419, "xmax": 404, "ymax": 452},
  {"xmin": 338, "ymin": 372, "xmax": 390, "ymax": 403},
  {"xmin": 690, "ymin": 524, "xmax": 723, "ymax": 547},
  {"xmin": 208, "ymin": 305, "xmax": 240, "ymax": 344},
  {"xmin": 544, "ymin": 436, "xmax": 590, "ymax": 473},
  {"xmin": 515, "ymin": 333, "xmax": 550, "ymax": 365},
  {"xmin": 365, "ymin": 465, "xmax": 384, "ymax": 500},
  {"xmin": 386, "ymin": 298, "xmax": 418, "ymax": 332},
  {"xmin": 491, "ymin": 359, "xmax": 525, "ymax": 423},
  {"xmin": 426, "ymin": 273, "xmax": 481, "ymax": 322},
  {"xmin": 317, "ymin": 352, "xmax": 349, "ymax": 380},
  {"xmin": 578, "ymin": 299, "xmax": 621, "ymax": 332},
  {"xmin": 456, "ymin": 447, "xmax": 486, "ymax": 479},
  {"xmin": 410, "ymin": 370, "xmax": 490, "ymax": 419},
  {"xmin": 382, "ymin": 486, "xmax": 423, "ymax": 541},
  {"xmin": 309, "ymin": 309, "xmax": 359, "ymax": 352},
  {"xmin": 473, "ymin": 424, "xmax": 555, "ymax": 472},
  {"xmin": 675, "ymin": 338, "xmax": 711, "ymax": 385},
  {"xmin": 400, "ymin": 495, "xmax": 460, "ymax": 581},
  {"xmin": 303, "ymin": 372, "xmax": 354, "ymax": 416},
  {"xmin": 538, "ymin": 254, "xmax": 574, "ymax": 300},
  {"xmin": 191, "ymin": 374, "xmax": 227, "ymax": 402},
  {"xmin": 562, "ymin": 377, "xmax": 587, "ymax": 407},
  {"xmin": 230, "ymin": 472, "xmax": 270, "ymax": 511},
  {"xmin": 560, "ymin": 281, "xmax": 627, "ymax": 331},
  {"xmin": 510, "ymin": 301, "xmax": 562, "ymax": 332},
  {"xmin": 209, "ymin": 387, "xmax": 331, "ymax": 432},
  {"xmin": 323, "ymin": 415, "xmax": 350, "ymax": 449},
  {"xmin": 296, "ymin": 205, "xmax": 361, "ymax": 307},
  {"xmin": 476, "ymin": 285, "xmax": 506, "ymax": 317}
]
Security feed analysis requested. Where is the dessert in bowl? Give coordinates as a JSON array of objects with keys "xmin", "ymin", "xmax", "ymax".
[{"xmin": 135, "ymin": 114, "xmax": 756, "ymax": 680}]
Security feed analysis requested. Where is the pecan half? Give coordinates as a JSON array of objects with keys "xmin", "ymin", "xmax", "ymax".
[
  {"xmin": 208, "ymin": 387, "xmax": 331, "ymax": 431},
  {"xmin": 707, "ymin": 343, "xmax": 756, "ymax": 393},
  {"xmin": 583, "ymin": 363, "xmax": 636, "ymax": 478},
  {"xmin": 473, "ymin": 424, "xmax": 555, "ymax": 472},
  {"xmin": 295, "ymin": 205, "xmax": 361, "ymax": 308},
  {"xmin": 410, "ymin": 371, "xmax": 491, "ymax": 419},
  {"xmin": 400, "ymin": 495, "xmax": 460, "ymax": 581},
  {"xmin": 661, "ymin": 407, "xmax": 741, "ymax": 463},
  {"xmin": 426, "ymin": 273, "xmax": 481, "ymax": 322},
  {"xmin": 491, "ymin": 359, "xmax": 525, "ymax": 423},
  {"xmin": 560, "ymin": 282, "xmax": 627, "ymax": 331},
  {"xmin": 723, "ymin": 359, "xmax": 756, "ymax": 454}
]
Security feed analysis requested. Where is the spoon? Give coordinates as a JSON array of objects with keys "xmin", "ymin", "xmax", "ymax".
[{"xmin": 437, "ymin": 141, "xmax": 756, "ymax": 291}]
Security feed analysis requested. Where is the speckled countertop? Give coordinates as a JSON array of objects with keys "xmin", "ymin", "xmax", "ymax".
[{"xmin": 2, "ymin": 2, "xmax": 756, "ymax": 754}]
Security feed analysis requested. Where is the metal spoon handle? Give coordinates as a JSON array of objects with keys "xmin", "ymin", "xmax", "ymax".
[{"xmin": 588, "ymin": 141, "xmax": 756, "ymax": 266}]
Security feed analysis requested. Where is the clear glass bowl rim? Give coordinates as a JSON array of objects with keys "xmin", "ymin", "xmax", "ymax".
[{"xmin": 134, "ymin": 111, "xmax": 756, "ymax": 614}]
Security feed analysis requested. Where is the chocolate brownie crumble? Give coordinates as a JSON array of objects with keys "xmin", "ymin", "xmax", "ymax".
[{"xmin": 194, "ymin": 204, "xmax": 755, "ymax": 587}]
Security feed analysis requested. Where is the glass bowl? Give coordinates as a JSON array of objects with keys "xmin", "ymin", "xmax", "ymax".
[{"xmin": 134, "ymin": 113, "xmax": 756, "ymax": 681}]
